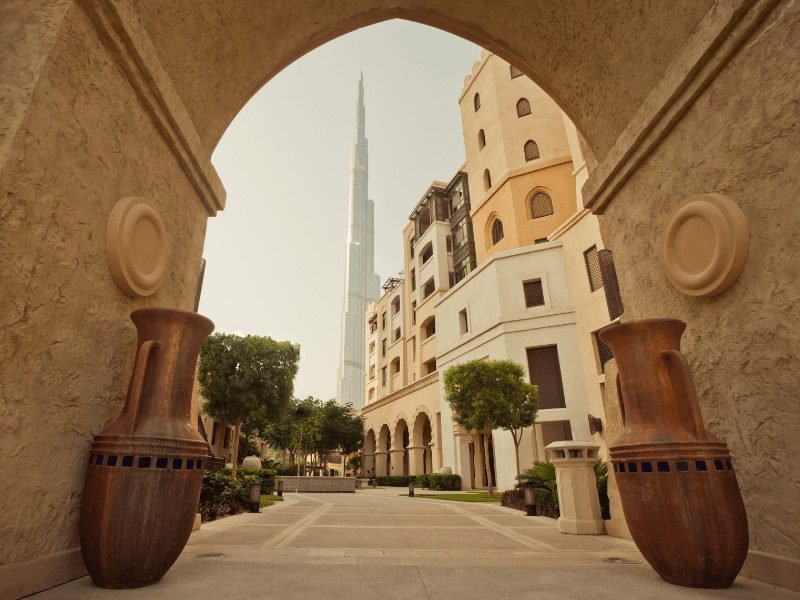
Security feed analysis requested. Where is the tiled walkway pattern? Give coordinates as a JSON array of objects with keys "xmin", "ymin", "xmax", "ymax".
[{"xmin": 34, "ymin": 489, "xmax": 799, "ymax": 599}]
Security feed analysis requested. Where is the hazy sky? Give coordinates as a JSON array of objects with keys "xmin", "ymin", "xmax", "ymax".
[{"xmin": 200, "ymin": 21, "xmax": 480, "ymax": 401}]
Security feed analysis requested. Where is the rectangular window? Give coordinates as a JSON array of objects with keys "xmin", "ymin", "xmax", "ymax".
[
  {"xmin": 223, "ymin": 426, "xmax": 231, "ymax": 449},
  {"xmin": 421, "ymin": 244, "xmax": 433, "ymax": 265},
  {"xmin": 411, "ymin": 301, "xmax": 417, "ymax": 325},
  {"xmin": 453, "ymin": 256, "xmax": 474, "ymax": 284},
  {"xmin": 391, "ymin": 297, "xmax": 400, "ymax": 315},
  {"xmin": 423, "ymin": 358, "xmax": 437, "ymax": 375},
  {"xmin": 211, "ymin": 422, "xmax": 219, "ymax": 445},
  {"xmin": 584, "ymin": 245, "xmax": 604, "ymax": 292},
  {"xmin": 369, "ymin": 364, "xmax": 376, "ymax": 380},
  {"xmin": 382, "ymin": 367, "xmax": 387, "ymax": 386},
  {"xmin": 459, "ymin": 309, "xmax": 469, "ymax": 334},
  {"xmin": 422, "ymin": 278, "xmax": 435, "ymax": 300},
  {"xmin": 381, "ymin": 339, "xmax": 387, "ymax": 357},
  {"xmin": 523, "ymin": 280, "xmax": 545, "ymax": 307},
  {"xmin": 411, "ymin": 269, "xmax": 416, "ymax": 291},
  {"xmin": 409, "ymin": 238, "xmax": 415, "ymax": 258},
  {"xmin": 410, "ymin": 336, "xmax": 416, "ymax": 361},
  {"xmin": 368, "ymin": 341, "xmax": 375, "ymax": 355},
  {"xmin": 540, "ymin": 420, "xmax": 573, "ymax": 448},
  {"xmin": 393, "ymin": 327, "xmax": 401, "ymax": 342},
  {"xmin": 452, "ymin": 217, "xmax": 469, "ymax": 251},
  {"xmin": 381, "ymin": 312, "xmax": 387, "ymax": 329},
  {"xmin": 527, "ymin": 345, "xmax": 566, "ymax": 409},
  {"xmin": 594, "ymin": 332, "xmax": 614, "ymax": 373}
]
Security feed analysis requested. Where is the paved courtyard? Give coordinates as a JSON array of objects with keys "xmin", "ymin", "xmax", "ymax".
[{"xmin": 34, "ymin": 488, "xmax": 798, "ymax": 600}]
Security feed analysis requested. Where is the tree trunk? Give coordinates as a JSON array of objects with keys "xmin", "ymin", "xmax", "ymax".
[
  {"xmin": 296, "ymin": 425, "xmax": 304, "ymax": 477},
  {"xmin": 512, "ymin": 431, "xmax": 522, "ymax": 481},
  {"xmin": 230, "ymin": 421, "xmax": 242, "ymax": 479},
  {"xmin": 482, "ymin": 430, "xmax": 494, "ymax": 497}
]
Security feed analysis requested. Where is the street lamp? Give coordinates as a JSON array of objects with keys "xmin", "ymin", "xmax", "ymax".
[
  {"xmin": 524, "ymin": 485, "xmax": 536, "ymax": 516},
  {"xmin": 249, "ymin": 480, "xmax": 262, "ymax": 513}
]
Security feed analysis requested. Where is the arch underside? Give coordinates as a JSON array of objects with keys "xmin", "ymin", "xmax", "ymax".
[{"xmin": 132, "ymin": 0, "xmax": 714, "ymax": 160}]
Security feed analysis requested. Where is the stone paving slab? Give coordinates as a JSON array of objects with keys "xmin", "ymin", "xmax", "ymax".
[{"xmin": 32, "ymin": 489, "xmax": 799, "ymax": 600}]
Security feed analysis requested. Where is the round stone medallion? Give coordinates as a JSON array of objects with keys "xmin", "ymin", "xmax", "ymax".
[
  {"xmin": 106, "ymin": 197, "xmax": 168, "ymax": 297},
  {"xmin": 662, "ymin": 194, "xmax": 748, "ymax": 297}
]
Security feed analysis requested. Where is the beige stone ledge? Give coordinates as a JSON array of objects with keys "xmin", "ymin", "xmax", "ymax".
[
  {"xmin": 0, "ymin": 547, "xmax": 86, "ymax": 599},
  {"xmin": 582, "ymin": 0, "xmax": 781, "ymax": 214},
  {"xmin": 741, "ymin": 550, "xmax": 800, "ymax": 593}
]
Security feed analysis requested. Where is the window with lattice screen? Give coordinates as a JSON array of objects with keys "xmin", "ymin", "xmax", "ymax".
[
  {"xmin": 516, "ymin": 98, "xmax": 531, "ymax": 117},
  {"xmin": 523, "ymin": 280, "xmax": 545, "ymax": 307},
  {"xmin": 510, "ymin": 65, "xmax": 523, "ymax": 79},
  {"xmin": 524, "ymin": 140, "xmax": 540, "ymax": 161},
  {"xmin": 491, "ymin": 219, "xmax": 504, "ymax": 244},
  {"xmin": 595, "ymin": 333, "xmax": 614, "ymax": 373},
  {"xmin": 584, "ymin": 245, "xmax": 604, "ymax": 292},
  {"xmin": 530, "ymin": 191, "xmax": 553, "ymax": 218},
  {"xmin": 526, "ymin": 345, "xmax": 566, "ymax": 409}
]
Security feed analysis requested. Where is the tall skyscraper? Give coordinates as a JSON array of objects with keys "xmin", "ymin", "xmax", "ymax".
[{"xmin": 337, "ymin": 74, "xmax": 380, "ymax": 408}]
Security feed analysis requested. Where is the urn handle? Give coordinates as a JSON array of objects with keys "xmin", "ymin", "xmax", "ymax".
[
  {"xmin": 659, "ymin": 349, "xmax": 706, "ymax": 441},
  {"xmin": 126, "ymin": 340, "xmax": 160, "ymax": 434}
]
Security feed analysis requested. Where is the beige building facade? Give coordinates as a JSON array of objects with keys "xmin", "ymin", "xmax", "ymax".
[{"xmin": 3, "ymin": 2, "xmax": 799, "ymax": 595}]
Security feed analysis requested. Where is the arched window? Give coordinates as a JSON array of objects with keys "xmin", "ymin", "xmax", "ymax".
[
  {"xmin": 478, "ymin": 129, "xmax": 486, "ymax": 149},
  {"xmin": 530, "ymin": 191, "xmax": 554, "ymax": 218},
  {"xmin": 491, "ymin": 219, "xmax": 504, "ymax": 245},
  {"xmin": 474, "ymin": 92, "xmax": 481, "ymax": 111},
  {"xmin": 510, "ymin": 65, "xmax": 523, "ymax": 79},
  {"xmin": 516, "ymin": 98, "xmax": 531, "ymax": 117},
  {"xmin": 524, "ymin": 140, "xmax": 540, "ymax": 161},
  {"xmin": 483, "ymin": 169, "xmax": 491, "ymax": 190}
]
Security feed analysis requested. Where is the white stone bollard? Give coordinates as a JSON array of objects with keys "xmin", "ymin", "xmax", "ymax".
[{"xmin": 545, "ymin": 441, "xmax": 605, "ymax": 535}]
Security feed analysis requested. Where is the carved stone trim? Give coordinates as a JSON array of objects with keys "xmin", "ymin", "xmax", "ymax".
[
  {"xmin": 662, "ymin": 194, "xmax": 749, "ymax": 296},
  {"xmin": 106, "ymin": 197, "xmax": 168, "ymax": 297},
  {"xmin": 360, "ymin": 372, "xmax": 439, "ymax": 415},
  {"xmin": 582, "ymin": 0, "xmax": 781, "ymax": 214},
  {"xmin": 80, "ymin": 0, "xmax": 225, "ymax": 215}
]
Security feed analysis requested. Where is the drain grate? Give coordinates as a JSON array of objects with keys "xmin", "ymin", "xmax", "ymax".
[
  {"xmin": 195, "ymin": 552, "xmax": 228, "ymax": 559},
  {"xmin": 603, "ymin": 556, "xmax": 642, "ymax": 565}
]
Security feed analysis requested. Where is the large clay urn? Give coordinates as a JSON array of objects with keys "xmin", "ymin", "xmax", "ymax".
[
  {"xmin": 80, "ymin": 308, "xmax": 214, "ymax": 588},
  {"xmin": 598, "ymin": 319, "xmax": 748, "ymax": 588}
]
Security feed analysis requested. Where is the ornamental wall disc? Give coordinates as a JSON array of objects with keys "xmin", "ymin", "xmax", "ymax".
[
  {"xmin": 662, "ymin": 194, "xmax": 748, "ymax": 297},
  {"xmin": 106, "ymin": 197, "xmax": 168, "ymax": 297}
]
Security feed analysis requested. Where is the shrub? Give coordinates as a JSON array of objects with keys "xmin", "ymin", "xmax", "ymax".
[
  {"xmin": 418, "ymin": 473, "xmax": 461, "ymax": 491},
  {"xmin": 199, "ymin": 468, "xmax": 277, "ymax": 521},
  {"xmin": 376, "ymin": 475, "xmax": 415, "ymax": 486},
  {"xmin": 514, "ymin": 459, "xmax": 610, "ymax": 519}
]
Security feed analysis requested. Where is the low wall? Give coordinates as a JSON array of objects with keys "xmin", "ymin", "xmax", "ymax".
[{"xmin": 276, "ymin": 476, "xmax": 356, "ymax": 493}]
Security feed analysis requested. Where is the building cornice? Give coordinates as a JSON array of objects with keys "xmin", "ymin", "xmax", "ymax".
[
  {"xmin": 582, "ymin": 0, "xmax": 780, "ymax": 214},
  {"xmin": 81, "ymin": 0, "xmax": 226, "ymax": 216},
  {"xmin": 547, "ymin": 208, "xmax": 593, "ymax": 241},
  {"xmin": 360, "ymin": 372, "xmax": 439, "ymax": 414}
]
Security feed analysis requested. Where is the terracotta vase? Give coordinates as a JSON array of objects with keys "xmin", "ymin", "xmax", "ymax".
[
  {"xmin": 80, "ymin": 308, "xmax": 214, "ymax": 588},
  {"xmin": 598, "ymin": 318, "xmax": 748, "ymax": 588}
]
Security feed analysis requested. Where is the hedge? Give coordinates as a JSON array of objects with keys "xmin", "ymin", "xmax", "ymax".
[
  {"xmin": 415, "ymin": 473, "xmax": 461, "ymax": 491},
  {"xmin": 199, "ymin": 467, "xmax": 277, "ymax": 521},
  {"xmin": 375, "ymin": 475, "xmax": 415, "ymax": 486}
]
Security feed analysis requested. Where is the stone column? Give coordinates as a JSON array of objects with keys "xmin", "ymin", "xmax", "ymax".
[
  {"xmin": 374, "ymin": 451, "xmax": 388, "ymax": 476},
  {"xmin": 545, "ymin": 441, "xmax": 605, "ymax": 535},
  {"xmin": 407, "ymin": 446, "xmax": 425, "ymax": 475},
  {"xmin": 389, "ymin": 448, "xmax": 406, "ymax": 475},
  {"xmin": 426, "ymin": 443, "xmax": 435, "ymax": 473}
]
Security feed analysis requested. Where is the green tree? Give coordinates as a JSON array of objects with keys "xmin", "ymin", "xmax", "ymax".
[
  {"xmin": 444, "ymin": 359, "xmax": 537, "ymax": 495},
  {"xmin": 198, "ymin": 333, "xmax": 300, "ymax": 478}
]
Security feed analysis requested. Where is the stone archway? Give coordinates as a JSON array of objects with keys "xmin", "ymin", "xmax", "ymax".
[
  {"xmin": 363, "ymin": 428, "xmax": 377, "ymax": 477},
  {"xmin": 4, "ymin": 1, "xmax": 799, "ymax": 595},
  {"xmin": 410, "ymin": 411, "xmax": 434, "ymax": 475},
  {"xmin": 376, "ymin": 424, "xmax": 391, "ymax": 477},
  {"xmin": 391, "ymin": 419, "xmax": 410, "ymax": 476}
]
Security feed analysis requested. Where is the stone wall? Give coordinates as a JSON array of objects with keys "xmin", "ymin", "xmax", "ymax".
[
  {"xmin": 594, "ymin": 0, "xmax": 800, "ymax": 590},
  {"xmin": 0, "ymin": 3, "xmax": 210, "ymax": 596}
]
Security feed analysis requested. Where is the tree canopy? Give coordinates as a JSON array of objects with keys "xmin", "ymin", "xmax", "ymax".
[
  {"xmin": 444, "ymin": 358, "xmax": 538, "ymax": 490},
  {"xmin": 198, "ymin": 332, "xmax": 300, "ymax": 477}
]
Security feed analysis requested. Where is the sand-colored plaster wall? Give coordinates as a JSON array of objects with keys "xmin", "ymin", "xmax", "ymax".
[
  {"xmin": 597, "ymin": 0, "xmax": 800, "ymax": 588},
  {"xmin": 0, "ymin": 3, "xmax": 209, "ymax": 585},
  {"xmin": 132, "ymin": 0, "xmax": 713, "ymax": 157}
]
